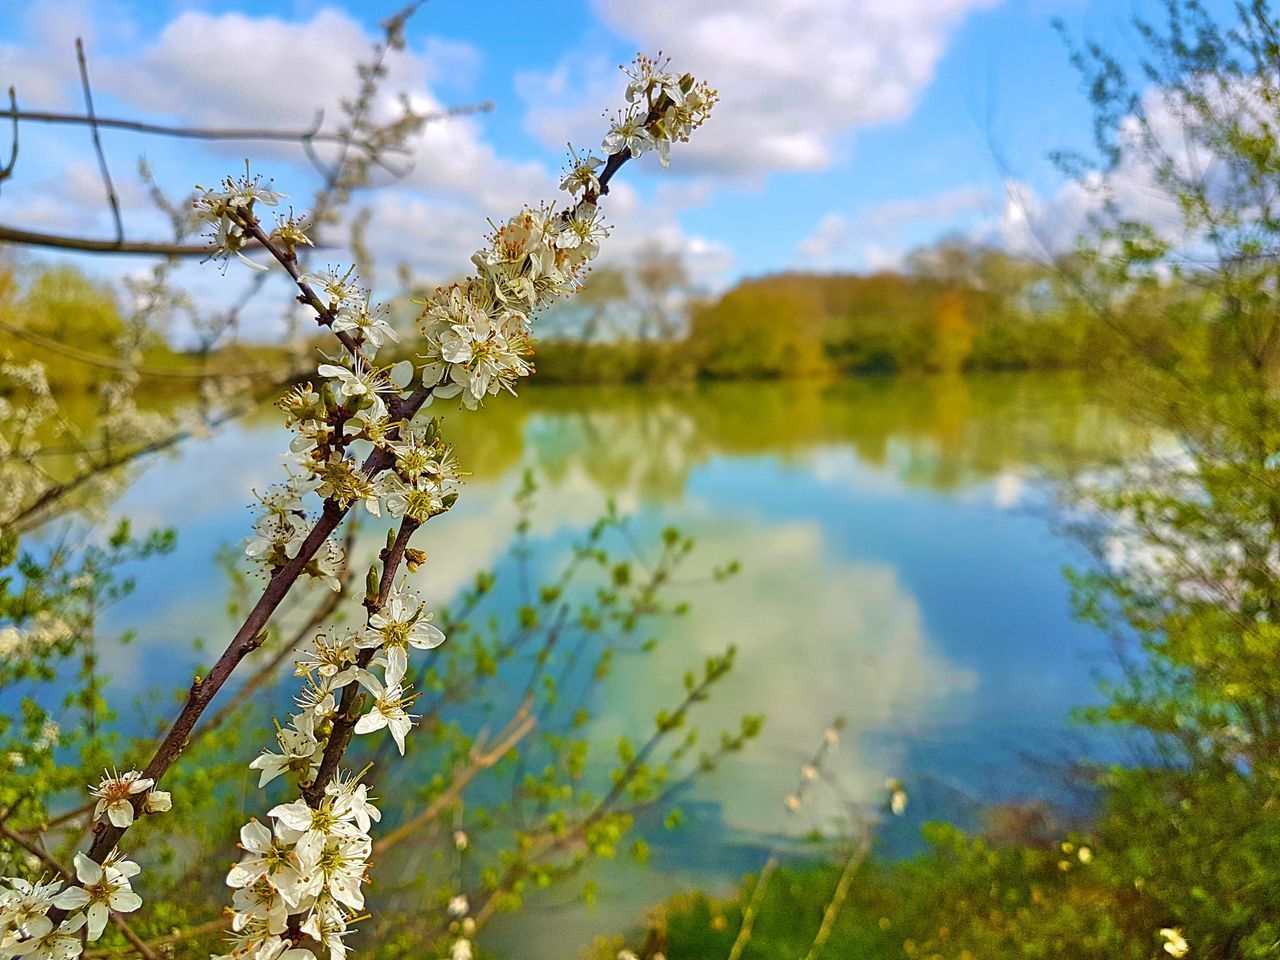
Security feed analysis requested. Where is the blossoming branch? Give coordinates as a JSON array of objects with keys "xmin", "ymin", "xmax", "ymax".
[{"xmin": 0, "ymin": 54, "xmax": 715, "ymax": 960}]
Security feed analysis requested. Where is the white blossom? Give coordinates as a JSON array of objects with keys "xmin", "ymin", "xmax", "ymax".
[
  {"xmin": 49, "ymin": 853, "xmax": 142, "ymax": 941},
  {"xmin": 358, "ymin": 586, "xmax": 445, "ymax": 686},
  {"xmin": 559, "ymin": 150, "xmax": 603, "ymax": 198},
  {"xmin": 248, "ymin": 715, "xmax": 321, "ymax": 788},
  {"xmin": 352, "ymin": 672, "xmax": 415, "ymax": 755},
  {"xmin": 226, "ymin": 820, "xmax": 310, "ymax": 909},
  {"xmin": 88, "ymin": 770, "xmax": 154, "ymax": 829},
  {"xmin": 0, "ymin": 877, "xmax": 62, "ymax": 952},
  {"xmin": 602, "ymin": 111, "xmax": 654, "ymax": 158},
  {"xmin": 5, "ymin": 912, "xmax": 86, "ymax": 960}
]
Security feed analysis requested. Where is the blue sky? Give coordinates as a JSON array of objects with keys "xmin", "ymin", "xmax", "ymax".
[{"xmin": 0, "ymin": 0, "xmax": 1225, "ymax": 335}]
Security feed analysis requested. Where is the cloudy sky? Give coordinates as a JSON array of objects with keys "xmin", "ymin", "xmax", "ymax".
[{"xmin": 0, "ymin": 0, "xmax": 1214, "ymax": 321}]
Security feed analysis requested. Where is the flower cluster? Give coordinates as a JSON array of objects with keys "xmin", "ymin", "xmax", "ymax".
[
  {"xmin": 218, "ymin": 579, "xmax": 444, "ymax": 960},
  {"xmin": 0, "ymin": 812, "xmax": 163, "ymax": 959},
  {"xmin": 416, "ymin": 210, "xmax": 570, "ymax": 410},
  {"xmin": 606, "ymin": 53, "xmax": 717, "ymax": 167},
  {"xmin": 0, "ymin": 766, "xmax": 168, "ymax": 958},
  {"xmin": 445, "ymin": 893, "xmax": 475, "ymax": 960},
  {"xmin": 193, "ymin": 166, "xmax": 287, "ymax": 272},
  {"xmin": 222, "ymin": 781, "xmax": 376, "ymax": 960}
]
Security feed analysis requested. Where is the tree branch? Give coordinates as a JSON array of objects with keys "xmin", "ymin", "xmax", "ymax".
[
  {"xmin": 301, "ymin": 515, "xmax": 421, "ymax": 807},
  {"xmin": 0, "ymin": 102, "xmax": 491, "ymax": 152},
  {"xmin": 371, "ymin": 701, "xmax": 536, "ymax": 856},
  {"xmin": 45, "ymin": 125, "xmax": 647, "ymax": 925},
  {"xmin": 75, "ymin": 38, "xmax": 123, "ymax": 244},
  {"xmin": 0, "ymin": 87, "xmax": 17, "ymax": 188},
  {"xmin": 0, "ymin": 224, "xmax": 221, "ymax": 256}
]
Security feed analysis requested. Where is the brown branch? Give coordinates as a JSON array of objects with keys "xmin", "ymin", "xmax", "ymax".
[
  {"xmin": 301, "ymin": 515, "xmax": 421, "ymax": 807},
  {"xmin": 195, "ymin": 551, "xmax": 354, "ymax": 742},
  {"xmin": 22, "ymin": 556, "xmax": 354, "ymax": 842},
  {"xmin": 75, "ymin": 38, "xmax": 123, "ymax": 244},
  {"xmin": 84, "ymin": 706, "xmax": 534, "ymax": 958},
  {"xmin": 82, "ymin": 918, "xmax": 229, "ymax": 959},
  {"xmin": 0, "ymin": 87, "xmax": 17, "ymax": 186},
  {"xmin": 372, "ymin": 701, "xmax": 536, "ymax": 856},
  {"xmin": 46, "ymin": 112, "xmax": 646, "ymax": 926},
  {"xmin": 54, "ymin": 498, "xmax": 351, "ymax": 902},
  {"xmin": 0, "ymin": 224, "xmax": 222, "ymax": 256},
  {"xmin": 0, "ymin": 103, "xmax": 490, "ymax": 152},
  {"xmin": 235, "ymin": 216, "xmax": 360, "ymax": 354}
]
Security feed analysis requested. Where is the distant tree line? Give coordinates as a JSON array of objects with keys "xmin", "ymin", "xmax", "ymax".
[{"xmin": 533, "ymin": 238, "xmax": 1202, "ymax": 384}]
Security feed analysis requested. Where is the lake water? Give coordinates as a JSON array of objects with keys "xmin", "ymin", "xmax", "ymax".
[{"xmin": 95, "ymin": 372, "xmax": 1137, "ymax": 957}]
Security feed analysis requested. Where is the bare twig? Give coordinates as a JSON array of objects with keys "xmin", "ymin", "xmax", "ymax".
[
  {"xmin": 191, "ymin": 528, "xmax": 357, "ymax": 749},
  {"xmin": 74, "ymin": 38, "xmax": 123, "ymax": 244},
  {"xmin": 802, "ymin": 840, "xmax": 871, "ymax": 960},
  {"xmin": 82, "ymin": 919, "xmax": 228, "ymax": 959},
  {"xmin": 0, "ymin": 224, "xmax": 224, "ymax": 256},
  {"xmin": 727, "ymin": 856, "xmax": 779, "ymax": 960},
  {"xmin": 468, "ymin": 653, "xmax": 734, "ymax": 931},
  {"xmin": 0, "ymin": 103, "xmax": 490, "ymax": 152},
  {"xmin": 372, "ymin": 701, "xmax": 536, "ymax": 855},
  {"xmin": 0, "ymin": 318, "xmax": 286, "ymax": 381},
  {"xmin": 0, "ymin": 87, "xmax": 17, "ymax": 188},
  {"xmin": 9, "ymin": 373, "xmax": 298, "ymax": 533},
  {"xmin": 234, "ymin": 214, "xmax": 360, "ymax": 354}
]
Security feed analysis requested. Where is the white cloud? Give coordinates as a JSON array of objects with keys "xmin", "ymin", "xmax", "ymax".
[
  {"xmin": 795, "ymin": 185, "xmax": 993, "ymax": 269},
  {"xmin": 3, "ymin": 5, "xmax": 736, "ymax": 298},
  {"xmin": 520, "ymin": 0, "xmax": 1001, "ymax": 180},
  {"xmin": 96, "ymin": 9, "xmax": 418, "ymax": 130},
  {"xmin": 982, "ymin": 79, "xmax": 1237, "ymax": 260},
  {"xmin": 1, "ymin": 0, "xmax": 141, "ymax": 108},
  {"xmin": 796, "ymin": 212, "xmax": 851, "ymax": 264},
  {"xmin": 863, "ymin": 184, "xmax": 993, "ymax": 232}
]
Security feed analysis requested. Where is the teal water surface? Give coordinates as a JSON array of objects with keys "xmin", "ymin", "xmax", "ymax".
[{"xmin": 96, "ymin": 373, "xmax": 1138, "ymax": 957}]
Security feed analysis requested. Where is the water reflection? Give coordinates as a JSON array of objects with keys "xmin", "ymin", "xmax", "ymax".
[{"xmin": 98, "ymin": 372, "xmax": 1133, "ymax": 957}]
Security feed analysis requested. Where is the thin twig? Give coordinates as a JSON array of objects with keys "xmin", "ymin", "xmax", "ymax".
[
  {"xmin": 0, "ymin": 224, "xmax": 223, "ymax": 256},
  {"xmin": 9, "ymin": 373, "xmax": 299, "ymax": 532},
  {"xmin": 0, "ymin": 318, "xmax": 286, "ymax": 380},
  {"xmin": 82, "ymin": 919, "xmax": 229, "ymax": 959},
  {"xmin": 0, "ymin": 87, "xmax": 17, "ymax": 187},
  {"xmin": 372, "ymin": 701, "xmax": 535, "ymax": 855},
  {"xmin": 468, "ymin": 655, "xmax": 734, "ymax": 931},
  {"xmin": 801, "ymin": 839, "xmax": 871, "ymax": 960},
  {"xmin": 727, "ymin": 857, "xmax": 779, "ymax": 960},
  {"xmin": 301, "ymin": 515, "xmax": 421, "ymax": 807},
  {"xmin": 235, "ymin": 215, "xmax": 360, "ymax": 354},
  {"xmin": 191, "ymin": 531, "xmax": 356, "ymax": 749},
  {"xmin": 0, "ymin": 102, "xmax": 490, "ymax": 151},
  {"xmin": 75, "ymin": 38, "xmax": 123, "ymax": 244}
]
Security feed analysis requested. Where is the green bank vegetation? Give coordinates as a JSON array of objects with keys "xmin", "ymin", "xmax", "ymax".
[
  {"xmin": 534, "ymin": 244, "xmax": 1106, "ymax": 383},
  {"xmin": 0, "ymin": 254, "xmax": 298, "ymax": 398}
]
